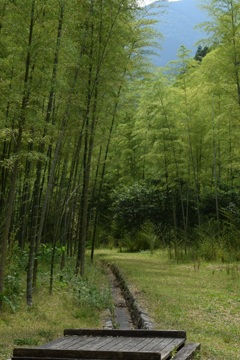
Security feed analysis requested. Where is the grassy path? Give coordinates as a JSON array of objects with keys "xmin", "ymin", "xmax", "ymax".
[{"xmin": 97, "ymin": 249, "xmax": 240, "ymax": 359}]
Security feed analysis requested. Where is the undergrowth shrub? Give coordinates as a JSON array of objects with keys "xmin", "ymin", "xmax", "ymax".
[
  {"xmin": 117, "ymin": 221, "xmax": 159, "ymax": 253},
  {"xmin": 56, "ymin": 263, "xmax": 114, "ymax": 311},
  {"xmin": 140, "ymin": 221, "xmax": 159, "ymax": 254},
  {"xmin": 72, "ymin": 278, "xmax": 112, "ymax": 310},
  {"xmin": 198, "ymin": 236, "xmax": 220, "ymax": 261},
  {"xmin": 3, "ymin": 243, "xmax": 27, "ymax": 311}
]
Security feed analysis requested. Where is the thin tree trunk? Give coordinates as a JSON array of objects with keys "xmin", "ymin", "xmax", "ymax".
[
  {"xmin": 89, "ymin": 146, "xmax": 102, "ymax": 262},
  {"xmin": 18, "ymin": 143, "xmax": 33, "ymax": 249},
  {"xmin": 0, "ymin": 0, "xmax": 36, "ymax": 311},
  {"xmin": 32, "ymin": 2, "xmax": 65, "ymax": 290},
  {"xmin": 75, "ymin": 1, "xmax": 95, "ymax": 276},
  {"xmin": 0, "ymin": 67, "xmax": 14, "ymax": 211},
  {"xmin": 90, "ymin": 84, "xmax": 123, "ymax": 262},
  {"xmin": 159, "ymin": 95, "xmax": 187, "ymax": 240},
  {"xmin": 0, "ymin": 160, "xmax": 18, "ymax": 311},
  {"xmin": 211, "ymin": 91, "xmax": 220, "ymax": 235}
]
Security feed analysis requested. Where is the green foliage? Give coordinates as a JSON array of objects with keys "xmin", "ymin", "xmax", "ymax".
[
  {"xmin": 3, "ymin": 273, "xmax": 21, "ymax": 310},
  {"xmin": 0, "ymin": 0, "xmax": 155, "ymax": 309},
  {"xmin": 0, "ymin": 295, "xmax": 17, "ymax": 313},
  {"xmin": 119, "ymin": 232, "xmax": 150, "ymax": 252},
  {"xmin": 139, "ymin": 221, "xmax": 159, "ymax": 254},
  {"xmin": 111, "ymin": 181, "xmax": 163, "ymax": 232},
  {"xmin": 37, "ymin": 329, "xmax": 55, "ymax": 342},
  {"xmin": 107, "ymin": 0, "xmax": 240, "ymax": 256},
  {"xmin": 73, "ymin": 305, "xmax": 100, "ymax": 322},
  {"xmin": 72, "ymin": 278, "xmax": 112, "ymax": 310},
  {"xmin": 198, "ymin": 236, "xmax": 220, "ymax": 262},
  {"xmin": 200, "ymin": 187, "xmax": 240, "ymax": 222},
  {"xmin": 38, "ymin": 244, "xmax": 66, "ymax": 264},
  {"xmin": 2, "ymin": 245, "xmax": 27, "ymax": 311},
  {"xmin": 194, "ymin": 45, "xmax": 209, "ymax": 62},
  {"xmin": 0, "ymin": 255, "xmax": 112, "ymax": 358},
  {"xmin": 48, "ymin": 261, "xmax": 114, "ymax": 311},
  {"xmin": 110, "ymin": 180, "xmax": 201, "ymax": 249},
  {"xmin": 13, "ymin": 338, "xmax": 39, "ymax": 346}
]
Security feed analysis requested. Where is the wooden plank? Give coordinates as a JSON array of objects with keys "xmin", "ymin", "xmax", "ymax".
[
  {"xmin": 12, "ymin": 358, "xmax": 75, "ymax": 360},
  {"xmin": 12, "ymin": 358, "xmax": 68, "ymax": 360},
  {"xmin": 68, "ymin": 335, "xmax": 176, "ymax": 354},
  {"xmin": 38, "ymin": 337, "xmax": 66, "ymax": 349},
  {"xmin": 101, "ymin": 337, "xmax": 155, "ymax": 353},
  {"xmin": 160, "ymin": 338, "xmax": 186, "ymax": 360},
  {"xmin": 43, "ymin": 336, "xmax": 87, "ymax": 351},
  {"xmin": 12, "ymin": 358, "xmax": 99, "ymax": 360},
  {"xmin": 75, "ymin": 337, "xmax": 119, "ymax": 351},
  {"xmin": 146, "ymin": 338, "xmax": 184, "ymax": 354},
  {"xmin": 41, "ymin": 336, "xmax": 111, "ymax": 351},
  {"xmin": 138, "ymin": 338, "xmax": 167, "ymax": 352},
  {"xmin": 115, "ymin": 337, "xmax": 149, "ymax": 352},
  {"xmin": 88, "ymin": 336, "xmax": 159, "ymax": 352},
  {"xmin": 65, "ymin": 336, "xmax": 106, "ymax": 350},
  {"xmin": 171, "ymin": 343, "xmax": 201, "ymax": 360},
  {"xmin": 126, "ymin": 337, "xmax": 159, "ymax": 352},
  {"xmin": 12, "ymin": 348, "xmax": 161, "ymax": 360},
  {"xmin": 62, "ymin": 336, "xmax": 100, "ymax": 351},
  {"xmin": 97, "ymin": 337, "xmax": 135, "ymax": 351},
  {"xmin": 60, "ymin": 337, "xmax": 97, "ymax": 351},
  {"xmin": 12, "ymin": 358, "xmax": 106, "ymax": 360},
  {"xmin": 64, "ymin": 329, "xmax": 186, "ymax": 339},
  {"xmin": 38, "ymin": 336, "xmax": 85, "ymax": 350}
]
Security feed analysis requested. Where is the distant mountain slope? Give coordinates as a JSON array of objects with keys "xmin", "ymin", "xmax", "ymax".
[{"xmin": 145, "ymin": 0, "xmax": 208, "ymax": 66}]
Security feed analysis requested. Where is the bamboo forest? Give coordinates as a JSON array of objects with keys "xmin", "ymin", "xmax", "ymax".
[{"xmin": 1, "ymin": 0, "xmax": 240, "ymax": 314}]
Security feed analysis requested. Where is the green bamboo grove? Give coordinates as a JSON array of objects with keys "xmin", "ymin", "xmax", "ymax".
[
  {"xmin": 0, "ymin": 0, "xmax": 155, "ymax": 311},
  {"xmin": 1, "ymin": 0, "xmax": 240, "ymax": 313},
  {"xmin": 109, "ymin": 1, "xmax": 240, "ymax": 257}
]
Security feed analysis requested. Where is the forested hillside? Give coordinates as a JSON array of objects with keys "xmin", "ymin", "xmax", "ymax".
[
  {"xmin": 1, "ymin": 0, "xmax": 240, "ymax": 316},
  {"xmin": 147, "ymin": 0, "xmax": 208, "ymax": 66}
]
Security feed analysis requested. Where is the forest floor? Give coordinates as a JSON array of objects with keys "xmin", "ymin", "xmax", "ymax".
[{"xmin": 96, "ymin": 249, "xmax": 240, "ymax": 360}]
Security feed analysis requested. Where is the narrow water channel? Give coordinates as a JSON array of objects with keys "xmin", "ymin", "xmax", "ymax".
[{"xmin": 107, "ymin": 267, "xmax": 133, "ymax": 330}]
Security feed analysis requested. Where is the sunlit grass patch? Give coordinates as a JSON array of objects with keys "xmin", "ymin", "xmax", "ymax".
[
  {"xmin": 0, "ymin": 258, "xmax": 112, "ymax": 360},
  {"xmin": 97, "ymin": 249, "xmax": 240, "ymax": 359}
]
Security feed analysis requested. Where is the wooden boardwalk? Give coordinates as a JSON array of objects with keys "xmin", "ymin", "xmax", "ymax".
[{"xmin": 12, "ymin": 329, "xmax": 200, "ymax": 360}]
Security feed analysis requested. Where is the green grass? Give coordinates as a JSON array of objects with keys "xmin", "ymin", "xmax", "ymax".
[
  {"xmin": 0, "ymin": 259, "xmax": 112, "ymax": 360},
  {"xmin": 1, "ymin": 249, "xmax": 239, "ymax": 359},
  {"xmin": 97, "ymin": 249, "xmax": 240, "ymax": 359}
]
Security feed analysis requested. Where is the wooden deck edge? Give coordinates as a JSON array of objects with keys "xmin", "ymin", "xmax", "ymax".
[
  {"xmin": 63, "ymin": 328, "xmax": 187, "ymax": 339},
  {"xmin": 12, "ymin": 358, "xmax": 96, "ymax": 360},
  {"xmin": 13, "ymin": 348, "xmax": 161, "ymax": 360},
  {"xmin": 12, "ymin": 358, "xmax": 83, "ymax": 360},
  {"xmin": 171, "ymin": 343, "xmax": 201, "ymax": 360}
]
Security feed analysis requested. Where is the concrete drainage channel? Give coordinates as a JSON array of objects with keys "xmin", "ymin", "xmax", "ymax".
[{"xmin": 103, "ymin": 263, "xmax": 154, "ymax": 330}]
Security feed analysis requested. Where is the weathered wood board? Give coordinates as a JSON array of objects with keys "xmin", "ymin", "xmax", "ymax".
[
  {"xmin": 171, "ymin": 343, "xmax": 201, "ymax": 360},
  {"xmin": 12, "ymin": 328, "xmax": 200, "ymax": 360}
]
